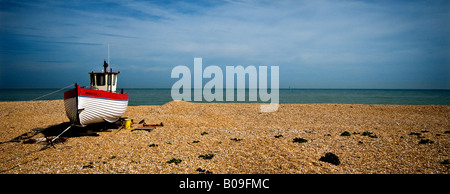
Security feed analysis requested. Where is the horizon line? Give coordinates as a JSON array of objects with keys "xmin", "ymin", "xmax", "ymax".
[{"xmin": 1, "ymin": 87, "xmax": 449, "ymax": 91}]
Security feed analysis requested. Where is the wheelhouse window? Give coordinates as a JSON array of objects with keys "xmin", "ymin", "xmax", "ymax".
[
  {"xmin": 107, "ymin": 74, "xmax": 111, "ymax": 85},
  {"xmin": 113, "ymin": 74, "xmax": 116, "ymax": 86},
  {"xmin": 97, "ymin": 74, "xmax": 105, "ymax": 86}
]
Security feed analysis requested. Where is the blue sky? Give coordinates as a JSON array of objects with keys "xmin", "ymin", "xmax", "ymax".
[{"xmin": 0, "ymin": 0, "xmax": 449, "ymax": 89}]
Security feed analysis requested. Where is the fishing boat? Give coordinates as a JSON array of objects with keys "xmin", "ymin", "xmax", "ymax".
[{"xmin": 64, "ymin": 60, "xmax": 128, "ymax": 126}]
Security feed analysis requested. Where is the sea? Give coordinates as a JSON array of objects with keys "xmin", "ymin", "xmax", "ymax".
[{"xmin": 0, "ymin": 88, "xmax": 449, "ymax": 106}]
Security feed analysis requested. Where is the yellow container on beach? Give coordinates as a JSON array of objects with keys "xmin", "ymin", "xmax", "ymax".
[{"xmin": 124, "ymin": 119, "xmax": 131, "ymax": 129}]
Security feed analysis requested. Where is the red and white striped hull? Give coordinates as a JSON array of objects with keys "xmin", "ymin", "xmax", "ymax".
[{"xmin": 64, "ymin": 85, "xmax": 128, "ymax": 126}]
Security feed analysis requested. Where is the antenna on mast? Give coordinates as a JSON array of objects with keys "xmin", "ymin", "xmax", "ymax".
[{"xmin": 107, "ymin": 44, "xmax": 110, "ymax": 65}]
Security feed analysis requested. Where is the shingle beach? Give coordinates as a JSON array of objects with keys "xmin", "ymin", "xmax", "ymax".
[{"xmin": 1, "ymin": 100, "xmax": 449, "ymax": 174}]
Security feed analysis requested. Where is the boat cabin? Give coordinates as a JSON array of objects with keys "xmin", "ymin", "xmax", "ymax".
[{"xmin": 89, "ymin": 60, "xmax": 120, "ymax": 93}]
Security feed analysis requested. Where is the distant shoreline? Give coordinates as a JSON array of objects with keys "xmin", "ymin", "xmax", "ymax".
[
  {"xmin": 1, "ymin": 88, "xmax": 450, "ymax": 90},
  {"xmin": 1, "ymin": 88, "xmax": 449, "ymax": 106}
]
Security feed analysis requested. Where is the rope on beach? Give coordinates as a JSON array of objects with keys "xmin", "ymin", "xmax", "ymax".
[
  {"xmin": 1, "ymin": 85, "xmax": 75, "ymax": 172},
  {"xmin": 0, "ymin": 127, "xmax": 74, "ymax": 173},
  {"xmin": 31, "ymin": 84, "xmax": 74, "ymax": 101}
]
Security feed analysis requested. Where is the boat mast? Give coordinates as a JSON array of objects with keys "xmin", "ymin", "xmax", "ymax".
[
  {"xmin": 107, "ymin": 44, "xmax": 110, "ymax": 92},
  {"xmin": 107, "ymin": 44, "xmax": 110, "ymax": 65}
]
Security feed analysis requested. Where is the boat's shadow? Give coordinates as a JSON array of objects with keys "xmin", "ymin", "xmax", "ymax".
[
  {"xmin": 2, "ymin": 121, "xmax": 122, "ymax": 145},
  {"xmin": 42, "ymin": 122, "xmax": 121, "ymax": 137}
]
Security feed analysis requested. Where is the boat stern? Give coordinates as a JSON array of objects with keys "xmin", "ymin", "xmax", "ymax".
[{"xmin": 64, "ymin": 85, "xmax": 81, "ymax": 125}]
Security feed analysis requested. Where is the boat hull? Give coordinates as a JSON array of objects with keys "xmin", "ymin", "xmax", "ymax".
[{"xmin": 64, "ymin": 85, "xmax": 128, "ymax": 126}]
